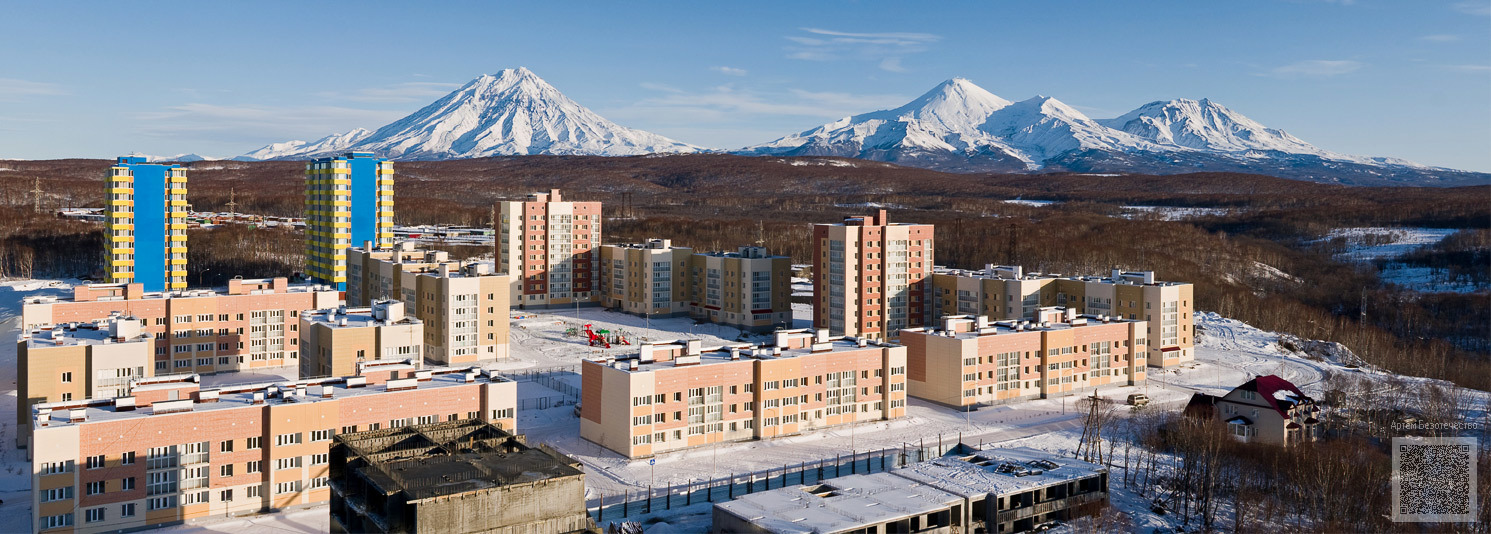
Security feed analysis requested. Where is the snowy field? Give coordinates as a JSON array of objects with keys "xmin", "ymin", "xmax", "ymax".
[
  {"xmin": 1319, "ymin": 227, "xmax": 1482, "ymax": 293},
  {"xmin": 1002, "ymin": 199, "xmax": 1059, "ymax": 207},
  {"xmin": 1120, "ymin": 205, "xmax": 1232, "ymax": 220},
  {"xmin": 1, "ymin": 278, "xmax": 1483, "ymax": 533}
]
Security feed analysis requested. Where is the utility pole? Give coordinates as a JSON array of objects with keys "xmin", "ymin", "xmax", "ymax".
[
  {"xmin": 225, "ymin": 188, "xmax": 238, "ymax": 217},
  {"xmin": 31, "ymin": 177, "xmax": 43, "ymax": 214}
]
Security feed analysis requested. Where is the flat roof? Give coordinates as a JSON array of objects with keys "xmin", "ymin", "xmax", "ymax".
[
  {"xmin": 303, "ymin": 308, "xmax": 421, "ymax": 329},
  {"xmin": 933, "ymin": 268, "xmax": 1187, "ymax": 287},
  {"xmin": 22, "ymin": 281, "xmax": 335, "ymax": 305},
  {"xmin": 20, "ymin": 322, "xmax": 152, "ymax": 349},
  {"xmin": 892, "ymin": 446, "xmax": 1106, "ymax": 499},
  {"xmin": 602, "ymin": 335, "xmax": 894, "ymax": 374},
  {"xmin": 32, "ymin": 366, "xmax": 505, "ymax": 430},
  {"xmin": 903, "ymin": 316, "xmax": 1139, "ymax": 340},
  {"xmin": 714, "ymin": 472, "xmax": 962, "ymax": 534}
]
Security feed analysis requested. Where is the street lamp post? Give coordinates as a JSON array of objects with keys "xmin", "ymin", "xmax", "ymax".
[{"xmin": 198, "ymin": 268, "xmax": 212, "ymax": 288}]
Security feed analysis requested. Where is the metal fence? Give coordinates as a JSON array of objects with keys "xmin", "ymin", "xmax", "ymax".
[{"xmin": 587, "ymin": 436, "xmax": 975, "ymax": 523}]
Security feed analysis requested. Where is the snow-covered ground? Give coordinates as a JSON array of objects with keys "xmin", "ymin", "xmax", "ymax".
[
  {"xmin": 1002, "ymin": 199, "xmax": 1059, "ymax": 207},
  {"xmin": 1, "ymin": 277, "xmax": 1482, "ymax": 533},
  {"xmin": 1319, "ymin": 227, "xmax": 1483, "ymax": 293},
  {"xmin": 1120, "ymin": 205, "xmax": 1232, "ymax": 220},
  {"xmin": 791, "ymin": 276, "xmax": 812, "ymax": 297}
]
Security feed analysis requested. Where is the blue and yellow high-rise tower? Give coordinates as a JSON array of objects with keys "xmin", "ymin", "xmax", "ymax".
[
  {"xmin": 305, "ymin": 152, "xmax": 393, "ymax": 291},
  {"xmin": 105, "ymin": 156, "xmax": 189, "ymax": 292}
]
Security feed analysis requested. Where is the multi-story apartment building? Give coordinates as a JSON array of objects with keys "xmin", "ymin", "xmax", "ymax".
[
  {"xmin": 347, "ymin": 242, "xmax": 511, "ymax": 363},
  {"xmin": 105, "ymin": 156, "xmax": 189, "ymax": 292},
  {"xmin": 688, "ymin": 246, "xmax": 793, "ymax": 333},
  {"xmin": 304, "ymin": 152, "xmax": 394, "ymax": 291},
  {"xmin": 898, "ymin": 309, "xmax": 1147, "ymax": 408},
  {"xmin": 600, "ymin": 239, "xmax": 694, "ymax": 318},
  {"xmin": 580, "ymin": 329, "xmax": 907, "ymax": 458},
  {"xmin": 498, "ymin": 189, "xmax": 602, "ymax": 309},
  {"xmin": 298, "ymin": 301, "xmax": 423, "ymax": 379},
  {"xmin": 931, "ymin": 266, "xmax": 1195, "ymax": 368},
  {"xmin": 16, "ymin": 315, "xmax": 153, "ymax": 447},
  {"xmin": 21, "ymin": 277, "xmax": 338, "ymax": 376},
  {"xmin": 28, "ymin": 363, "xmax": 517, "ymax": 533},
  {"xmin": 813, "ymin": 210, "xmax": 934, "ymax": 340}
]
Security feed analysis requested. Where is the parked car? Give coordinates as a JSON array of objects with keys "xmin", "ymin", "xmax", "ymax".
[{"xmin": 1127, "ymin": 393, "xmax": 1150, "ymax": 406}]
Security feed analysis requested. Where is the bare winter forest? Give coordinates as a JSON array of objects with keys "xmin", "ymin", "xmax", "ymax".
[{"xmin": 0, "ymin": 154, "xmax": 1487, "ymax": 392}]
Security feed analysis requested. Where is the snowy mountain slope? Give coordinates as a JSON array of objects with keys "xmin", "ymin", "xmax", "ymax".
[
  {"xmin": 241, "ymin": 68, "xmax": 701, "ymax": 161},
  {"xmin": 238, "ymin": 128, "xmax": 371, "ymax": 161},
  {"xmin": 128, "ymin": 153, "xmax": 220, "ymax": 163},
  {"xmin": 739, "ymin": 79, "xmax": 1487, "ymax": 185}
]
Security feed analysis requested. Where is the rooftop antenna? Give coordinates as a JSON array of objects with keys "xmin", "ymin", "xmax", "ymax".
[{"xmin": 31, "ymin": 177, "xmax": 43, "ymax": 214}]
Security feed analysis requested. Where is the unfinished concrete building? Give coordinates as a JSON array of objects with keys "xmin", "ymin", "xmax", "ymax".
[{"xmin": 329, "ymin": 420, "xmax": 597, "ymax": 534}]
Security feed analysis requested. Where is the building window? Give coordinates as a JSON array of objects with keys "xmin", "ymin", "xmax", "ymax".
[
  {"xmin": 42, "ymin": 514, "xmax": 73, "ymax": 529},
  {"xmin": 220, "ymin": 464, "xmax": 233, "ymax": 477},
  {"xmin": 122, "ymin": 477, "xmax": 135, "ymax": 490},
  {"xmin": 120, "ymin": 503, "xmax": 136, "ymax": 517},
  {"xmin": 311, "ymin": 429, "xmax": 332, "ymax": 442},
  {"xmin": 86, "ymin": 481, "xmax": 104, "ymax": 495},
  {"xmin": 86, "ymin": 455, "xmax": 105, "ymax": 469},
  {"xmin": 246, "ymin": 461, "xmax": 261, "ymax": 474},
  {"xmin": 220, "ymin": 489, "xmax": 234, "ymax": 502},
  {"xmin": 220, "ymin": 440, "xmax": 233, "ymax": 453},
  {"xmin": 61, "ymin": 372, "xmax": 72, "ymax": 383},
  {"xmin": 275, "ymin": 432, "xmax": 302, "ymax": 446},
  {"xmin": 246, "ymin": 436, "xmax": 261, "ymax": 449},
  {"xmin": 247, "ymin": 486, "xmax": 261, "ymax": 498}
]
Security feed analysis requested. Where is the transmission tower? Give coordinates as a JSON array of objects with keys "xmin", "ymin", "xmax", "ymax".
[
  {"xmin": 225, "ymin": 188, "xmax": 238, "ymax": 216},
  {"xmin": 31, "ymin": 177, "xmax": 43, "ymax": 214}
]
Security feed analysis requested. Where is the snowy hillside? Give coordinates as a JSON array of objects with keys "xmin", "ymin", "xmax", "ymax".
[
  {"xmin": 240, "ymin": 68, "xmax": 701, "ymax": 160},
  {"xmin": 238, "ymin": 128, "xmax": 371, "ymax": 161},
  {"xmin": 739, "ymin": 79, "xmax": 1487, "ymax": 185}
]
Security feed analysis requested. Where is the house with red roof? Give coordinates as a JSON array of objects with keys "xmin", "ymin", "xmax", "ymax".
[{"xmin": 1191, "ymin": 374, "xmax": 1322, "ymax": 446}]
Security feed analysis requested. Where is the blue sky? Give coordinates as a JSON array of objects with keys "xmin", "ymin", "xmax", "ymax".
[{"xmin": 3, "ymin": 0, "xmax": 1489, "ymax": 171}]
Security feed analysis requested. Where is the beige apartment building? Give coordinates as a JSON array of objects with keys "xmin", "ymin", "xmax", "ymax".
[
  {"xmin": 899, "ymin": 309, "xmax": 1148, "ymax": 408},
  {"xmin": 498, "ymin": 189, "xmax": 602, "ymax": 309},
  {"xmin": 581, "ymin": 329, "xmax": 907, "ymax": 459},
  {"xmin": 931, "ymin": 266, "xmax": 1195, "ymax": 368},
  {"xmin": 347, "ymin": 242, "xmax": 511, "ymax": 363},
  {"xmin": 16, "ymin": 315, "xmax": 154, "ymax": 447},
  {"xmin": 688, "ymin": 245, "xmax": 793, "ymax": 333},
  {"xmin": 299, "ymin": 301, "xmax": 423, "ymax": 379},
  {"xmin": 21, "ymin": 278, "xmax": 338, "ymax": 376},
  {"xmin": 600, "ymin": 239, "xmax": 693, "ymax": 318},
  {"xmin": 28, "ymin": 363, "xmax": 517, "ymax": 533},
  {"xmin": 813, "ymin": 210, "xmax": 934, "ymax": 340}
]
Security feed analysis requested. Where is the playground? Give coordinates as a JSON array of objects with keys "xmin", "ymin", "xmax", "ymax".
[{"xmin": 500, "ymin": 307, "xmax": 772, "ymax": 371}]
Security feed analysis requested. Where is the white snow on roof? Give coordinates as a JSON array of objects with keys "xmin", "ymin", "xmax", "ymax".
[{"xmin": 714, "ymin": 472, "xmax": 962, "ymax": 534}]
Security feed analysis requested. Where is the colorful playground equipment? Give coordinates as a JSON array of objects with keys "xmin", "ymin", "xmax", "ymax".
[{"xmin": 580, "ymin": 324, "xmax": 632, "ymax": 348}]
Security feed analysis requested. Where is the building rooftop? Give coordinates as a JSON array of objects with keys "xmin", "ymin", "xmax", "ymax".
[
  {"xmin": 338, "ymin": 420, "xmax": 582, "ymax": 501},
  {"xmin": 30, "ymin": 363, "xmax": 509, "ymax": 431},
  {"xmin": 892, "ymin": 445, "xmax": 1106, "ymax": 499},
  {"xmin": 607, "ymin": 238, "xmax": 691, "ymax": 251},
  {"xmin": 592, "ymin": 329, "xmax": 897, "ymax": 374},
  {"xmin": 714, "ymin": 472, "xmax": 962, "ymax": 534},
  {"xmin": 933, "ymin": 265, "xmax": 1188, "ymax": 287},
  {"xmin": 901, "ymin": 310, "xmax": 1141, "ymax": 341},
  {"xmin": 19, "ymin": 315, "xmax": 151, "ymax": 349},
  {"xmin": 694, "ymin": 245, "xmax": 786, "ymax": 260},
  {"xmin": 22, "ymin": 278, "xmax": 334, "ymax": 306},
  {"xmin": 304, "ymin": 301, "xmax": 421, "ymax": 329}
]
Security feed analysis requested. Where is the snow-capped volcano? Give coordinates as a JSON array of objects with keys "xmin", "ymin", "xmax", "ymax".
[
  {"xmin": 739, "ymin": 78, "xmax": 1482, "ymax": 185},
  {"xmin": 738, "ymin": 79, "xmax": 1161, "ymax": 171},
  {"xmin": 242, "ymin": 68, "xmax": 701, "ymax": 160}
]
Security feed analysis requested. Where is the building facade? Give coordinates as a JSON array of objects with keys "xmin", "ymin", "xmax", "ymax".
[
  {"xmin": 898, "ymin": 309, "xmax": 1147, "ymax": 408},
  {"xmin": 106, "ymin": 156, "xmax": 189, "ymax": 292},
  {"xmin": 299, "ymin": 301, "xmax": 423, "ymax": 379},
  {"xmin": 931, "ymin": 266, "xmax": 1195, "ymax": 368},
  {"xmin": 29, "ymin": 364, "xmax": 517, "ymax": 534},
  {"xmin": 305, "ymin": 152, "xmax": 394, "ymax": 291},
  {"xmin": 688, "ymin": 246, "xmax": 793, "ymax": 333},
  {"xmin": 21, "ymin": 278, "xmax": 337, "ymax": 376},
  {"xmin": 497, "ymin": 189, "xmax": 602, "ymax": 309},
  {"xmin": 16, "ymin": 315, "xmax": 154, "ymax": 447},
  {"xmin": 329, "ymin": 420, "xmax": 595, "ymax": 534},
  {"xmin": 581, "ymin": 329, "xmax": 907, "ymax": 459},
  {"xmin": 813, "ymin": 210, "xmax": 934, "ymax": 340},
  {"xmin": 348, "ymin": 242, "xmax": 511, "ymax": 364},
  {"xmin": 600, "ymin": 239, "xmax": 693, "ymax": 318}
]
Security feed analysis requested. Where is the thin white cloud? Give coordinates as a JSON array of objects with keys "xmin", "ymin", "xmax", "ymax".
[
  {"xmin": 318, "ymin": 81, "xmax": 462, "ymax": 103},
  {"xmin": 130, "ymin": 103, "xmax": 405, "ymax": 146},
  {"xmin": 1265, "ymin": 59, "xmax": 1364, "ymax": 78},
  {"xmin": 639, "ymin": 82, "xmax": 684, "ymax": 93},
  {"xmin": 711, "ymin": 66, "xmax": 748, "ymax": 76},
  {"xmin": 1420, "ymin": 34, "xmax": 1461, "ymax": 42},
  {"xmin": 606, "ymin": 86, "xmax": 910, "ymax": 130},
  {"xmin": 1452, "ymin": 1, "xmax": 1491, "ymax": 15},
  {"xmin": 0, "ymin": 78, "xmax": 67, "ymax": 101},
  {"xmin": 1441, "ymin": 64, "xmax": 1491, "ymax": 72},
  {"xmin": 785, "ymin": 27, "xmax": 940, "ymax": 72}
]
